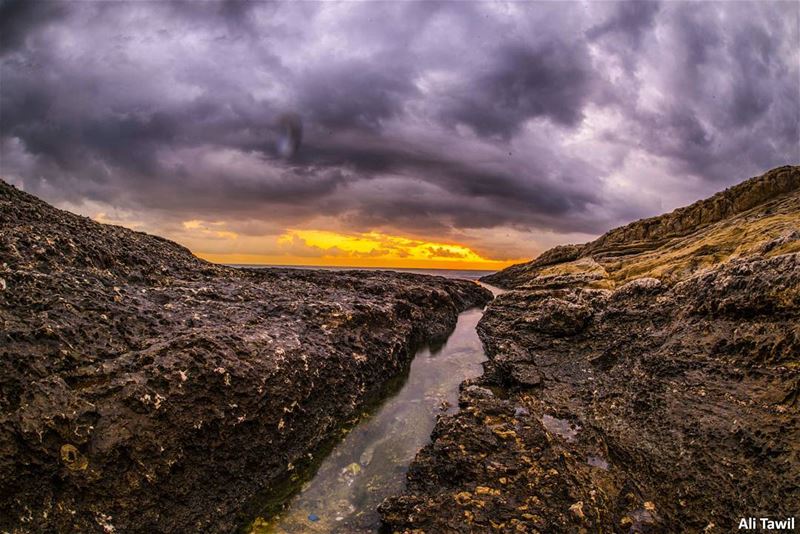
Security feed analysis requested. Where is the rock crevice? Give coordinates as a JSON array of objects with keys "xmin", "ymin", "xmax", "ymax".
[
  {"xmin": 381, "ymin": 165, "xmax": 799, "ymax": 533},
  {"xmin": 0, "ymin": 181, "xmax": 492, "ymax": 533}
]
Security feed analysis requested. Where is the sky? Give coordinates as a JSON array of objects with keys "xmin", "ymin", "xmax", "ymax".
[{"xmin": 1, "ymin": 0, "xmax": 798, "ymax": 270}]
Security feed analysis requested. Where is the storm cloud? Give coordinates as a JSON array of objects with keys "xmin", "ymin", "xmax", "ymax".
[{"xmin": 1, "ymin": 0, "xmax": 797, "ymax": 261}]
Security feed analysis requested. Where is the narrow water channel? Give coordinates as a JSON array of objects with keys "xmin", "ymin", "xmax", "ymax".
[{"xmin": 250, "ymin": 286, "xmax": 498, "ymax": 533}]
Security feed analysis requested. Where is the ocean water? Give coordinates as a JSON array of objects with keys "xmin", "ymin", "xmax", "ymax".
[{"xmin": 229, "ymin": 264, "xmax": 495, "ymax": 281}]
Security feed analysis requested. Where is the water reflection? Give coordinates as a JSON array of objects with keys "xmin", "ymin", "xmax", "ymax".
[{"xmin": 251, "ymin": 306, "xmax": 488, "ymax": 533}]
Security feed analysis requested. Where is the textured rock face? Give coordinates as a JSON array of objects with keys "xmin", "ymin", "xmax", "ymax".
[
  {"xmin": 0, "ymin": 181, "xmax": 491, "ymax": 533},
  {"xmin": 381, "ymin": 166, "xmax": 799, "ymax": 533},
  {"xmin": 482, "ymin": 165, "xmax": 800, "ymax": 290}
]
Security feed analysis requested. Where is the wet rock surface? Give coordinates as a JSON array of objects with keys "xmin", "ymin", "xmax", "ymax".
[
  {"xmin": 381, "ymin": 166, "xmax": 800, "ymax": 533},
  {"xmin": 0, "ymin": 181, "xmax": 491, "ymax": 533}
]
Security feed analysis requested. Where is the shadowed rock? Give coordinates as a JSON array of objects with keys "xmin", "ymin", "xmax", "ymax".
[{"xmin": 0, "ymin": 181, "xmax": 491, "ymax": 533}]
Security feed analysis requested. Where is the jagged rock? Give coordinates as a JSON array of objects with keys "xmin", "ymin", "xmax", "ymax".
[
  {"xmin": 381, "ymin": 165, "xmax": 799, "ymax": 533},
  {"xmin": 482, "ymin": 165, "xmax": 800, "ymax": 289},
  {"xmin": 518, "ymin": 297, "xmax": 593, "ymax": 336},
  {"xmin": 0, "ymin": 180, "xmax": 492, "ymax": 533},
  {"xmin": 612, "ymin": 276, "xmax": 662, "ymax": 297}
]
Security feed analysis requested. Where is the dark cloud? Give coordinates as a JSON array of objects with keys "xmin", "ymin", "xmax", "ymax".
[
  {"xmin": 0, "ymin": 1, "xmax": 797, "ymax": 259},
  {"xmin": 291, "ymin": 136, "xmax": 602, "ymax": 233},
  {"xmin": 217, "ymin": 0, "xmax": 258, "ymax": 23},
  {"xmin": 585, "ymin": 1, "xmax": 661, "ymax": 76},
  {"xmin": 587, "ymin": 1, "xmax": 661, "ymax": 49},
  {"xmin": 298, "ymin": 58, "xmax": 418, "ymax": 132},
  {"xmin": 0, "ymin": 0, "xmax": 65, "ymax": 52},
  {"xmin": 614, "ymin": 2, "xmax": 799, "ymax": 183},
  {"xmin": 440, "ymin": 42, "xmax": 592, "ymax": 138}
]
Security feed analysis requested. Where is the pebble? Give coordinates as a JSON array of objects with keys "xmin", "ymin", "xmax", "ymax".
[{"xmin": 569, "ymin": 501, "xmax": 585, "ymax": 519}]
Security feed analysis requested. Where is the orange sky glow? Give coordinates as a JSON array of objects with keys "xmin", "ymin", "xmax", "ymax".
[
  {"xmin": 87, "ymin": 213, "xmax": 524, "ymax": 271},
  {"xmin": 194, "ymin": 228, "xmax": 521, "ymax": 270}
]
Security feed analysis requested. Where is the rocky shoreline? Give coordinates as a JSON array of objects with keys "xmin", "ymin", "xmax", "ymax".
[
  {"xmin": 0, "ymin": 181, "xmax": 491, "ymax": 533},
  {"xmin": 3, "ymin": 165, "xmax": 798, "ymax": 534},
  {"xmin": 380, "ymin": 166, "xmax": 800, "ymax": 533}
]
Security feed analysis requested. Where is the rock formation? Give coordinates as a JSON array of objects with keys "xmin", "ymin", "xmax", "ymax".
[
  {"xmin": 0, "ymin": 180, "xmax": 491, "ymax": 532},
  {"xmin": 381, "ymin": 165, "xmax": 799, "ymax": 533}
]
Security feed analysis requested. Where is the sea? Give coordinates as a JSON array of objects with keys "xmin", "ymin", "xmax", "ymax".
[{"xmin": 228, "ymin": 265, "xmax": 495, "ymax": 281}]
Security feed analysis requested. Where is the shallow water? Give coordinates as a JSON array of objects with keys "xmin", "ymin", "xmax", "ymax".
[{"xmin": 249, "ymin": 305, "xmax": 489, "ymax": 533}]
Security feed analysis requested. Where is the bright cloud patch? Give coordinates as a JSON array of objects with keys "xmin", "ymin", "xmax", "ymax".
[{"xmin": 274, "ymin": 230, "xmax": 517, "ymax": 269}]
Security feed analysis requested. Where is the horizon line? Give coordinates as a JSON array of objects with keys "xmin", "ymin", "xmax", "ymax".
[{"xmin": 220, "ymin": 262, "xmax": 502, "ymax": 272}]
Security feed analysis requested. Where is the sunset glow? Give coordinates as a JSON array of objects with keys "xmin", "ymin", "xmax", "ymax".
[
  {"xmin": 5, "ymin": 1, "xmax": 795, "ymax": 273},
  {"xmin": 194, "ymin": 229, "xmax": 520, "ymax": 270}
]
